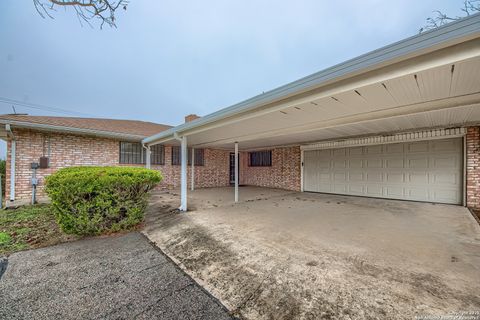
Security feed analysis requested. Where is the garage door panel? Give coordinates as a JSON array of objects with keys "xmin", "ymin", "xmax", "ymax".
[
  {"xmin": 385, "ymin": 173, "xmax": 404, "ymax": 183},
  {"xmin": 431, "ymin": 139, "xmax": 462, "ymax": 152},
  {"xmin": 385, "ymin": 158, "xmax": 405, "ymax": 168},
  {"xmin": 432, "ymin": 172, "xmax": 460, "ymax": 185},
  {"xmin": 349, "ymin": 172, "xmax": 364, "ymax": 181},
  {"xmin": 366, "ymin": 172, "xmax": 383, "ymax": 182},
  {"xmin": 366, "ymin": 145, "xmax": 383, "ymax": 154},
  {"xmin": 348, "ymin": 147, "xmax": 363, "ymax": 156},
  {"xmin": 365, "ymin": 185, "xmax": 383, "ymax": 196},
  {"xmin": 385, "ymin": 143, "xmax": 404, "ymax": 153},
  {"xmin": 432, "ymin": 155, "xmax": 460, "ymax": 168},
  {"xmin": 349, "ymin": 159, "xmax": 364, "ymax": 168},
  {"xmin": 407, "ymin": 141, "xmax": 429, "ymax": 153},
  {"xmin": 333, "ymin": 160, "xmax": 347, "ymax": 168},
  {"xmin": 348, "ymin": 185, "xmax": 364, "ymax": 194},
  {"xmin": 407, "ymin": 157, "xmax": 429, "ymax": 168},
  {"xmin": 432, "ymin": 189, "xmax": 461, "ymax": 203},
  {"xmin": 406, "ymin": 188, "xmax": 430, "ymax": 201},
  {"xmin": 366, "ymin": 159, "xmax": 383, "ymax": 168},
  {"xmin": 303, "ymin": 137, "xmax": 462, "ymax": 204},
  {"xmin": 385, "ymin": 186, "xmax": 404, "ymax": 198}
]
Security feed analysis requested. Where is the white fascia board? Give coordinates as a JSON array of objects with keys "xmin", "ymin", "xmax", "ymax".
[
  {"xmin": 300, "ymin": 128, "xmax": 466, "ymax": 150},
  {"xmin": 0, "ymin": 120, "xmax": 146, "ymax": 141},
  {"xmin": 143, "ymin": 13, "xmax": 480, "ymax": 145}
]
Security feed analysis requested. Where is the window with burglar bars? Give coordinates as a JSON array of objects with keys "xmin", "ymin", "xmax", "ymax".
[
  {"xmin": 119, "ymin": 142, "xmax": 165, "ymax": 165},
  {"xmin": 171, "ymin": 146, "xmax": 205, "ymax": 166},
  {"xmin": 150, "ymin": 145, "xmax": 165, "ymax": 165},
  {"xmin": 249, "ymin": 150, "xmax": 272, "ymax": 167}
]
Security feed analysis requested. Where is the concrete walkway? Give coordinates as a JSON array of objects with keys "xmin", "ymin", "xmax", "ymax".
[{"xmin": 0, "ymin": 232, "xmax": 233, "ymax": 320}]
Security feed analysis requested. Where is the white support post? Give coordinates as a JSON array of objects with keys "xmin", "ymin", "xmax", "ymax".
[
  {"xmin": 180, "ymin": 136, "xmax": 188, "ymax": 211},
  {"xmin": 234, "ymin": 142, "xmax": 239, "ymax": 203},
  {"xmin": 145, "ymin": 146, "xmax": 151, "ymax": 169},
  {"xmin": 191, "ymin": 147, "xmax": 195, "ymax": 191}
]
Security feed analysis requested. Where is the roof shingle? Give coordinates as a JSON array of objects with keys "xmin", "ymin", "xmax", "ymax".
[{"xmin": 0, "ymin": 114, "xmax": 172, "ymax": 138}]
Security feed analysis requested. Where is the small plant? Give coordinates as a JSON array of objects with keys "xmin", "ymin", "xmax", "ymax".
[{"xmin": 45, "ymin": 166, "xmax": 161, "ymax": 235}]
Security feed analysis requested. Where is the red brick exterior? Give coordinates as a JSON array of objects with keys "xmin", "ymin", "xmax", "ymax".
[
  {"xmin": 466, "ymin": 126, "xmax": 480, "ymax": 208},
  {"xmin": 5, "ymin": 127, "xmax": 479, "ymax": 207},
  {"xmin": 240, "ymin": 146, "xmax": 301, "ymax": 191},
  {"xmin": 4, "ymin": 129, "xmax": 230, "ymax": 206}
]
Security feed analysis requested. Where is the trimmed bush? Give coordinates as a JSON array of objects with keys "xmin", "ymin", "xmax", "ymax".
[{"xmin": 45, "ymin": 166, "xmax": 162, "ymax": 235}]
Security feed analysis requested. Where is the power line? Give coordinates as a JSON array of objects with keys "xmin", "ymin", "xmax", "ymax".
[{"xmin": 0, "ymin": 96, "xmax": 96, "ymax": 117}]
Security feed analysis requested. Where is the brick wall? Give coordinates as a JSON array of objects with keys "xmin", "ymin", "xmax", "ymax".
[
  {"xmin": 466, "ymin": 126, "xmax": 480, "ymax": 208},
  {"xmin": 4, "ymin": 129, "xmax": 230, "ymax": 206},
  {"xmin": 239, "ymin": 146, "xmax": 301, "ymax": 191}
]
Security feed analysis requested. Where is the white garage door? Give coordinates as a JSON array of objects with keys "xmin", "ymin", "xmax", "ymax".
[{"xmin": 303, "ymin": 138, "xmax": 463, "ymax": 204}]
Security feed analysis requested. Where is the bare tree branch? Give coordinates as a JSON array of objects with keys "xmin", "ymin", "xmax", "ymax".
[
  {"xmin": 32, "ymin": 0, "xmax": 128, "ymax": 28},
  {"xmin": 420, "ymin": 0, "xmax": 479, "ymax": 33}
]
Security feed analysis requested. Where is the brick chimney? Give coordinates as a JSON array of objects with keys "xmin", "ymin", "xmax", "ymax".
[{"xmin": 185, "ymin": 114, "xmax": 200, "ymax": 123}]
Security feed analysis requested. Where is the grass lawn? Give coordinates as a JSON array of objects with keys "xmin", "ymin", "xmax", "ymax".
[{"xmin": 0, "ymin": 205, "xmax": 79, "ymax": 256}]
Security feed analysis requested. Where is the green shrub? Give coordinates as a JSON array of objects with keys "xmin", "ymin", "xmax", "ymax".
[{"xmin": 45, "ymin": 166, "xmax": 162, "ymax": 235}]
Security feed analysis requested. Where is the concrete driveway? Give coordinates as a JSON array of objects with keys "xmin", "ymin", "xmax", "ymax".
[
  {"xmin": 0, "ymin": 232, "xmax": 233, "ymax": 320},
  {"xmin": 144, "ymin": 187, "xmax": 480, "ymax": 320}
]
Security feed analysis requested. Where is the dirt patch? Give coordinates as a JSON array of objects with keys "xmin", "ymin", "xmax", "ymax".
[{"xmin": 144, "ymin": 190, "xmax": 480, "ymax": 320}]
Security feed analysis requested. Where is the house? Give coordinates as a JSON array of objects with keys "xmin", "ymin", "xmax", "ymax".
[
  {"xmin": 2, "ymin": 13, "xmax": 480, "ymax": 210},
  {"xmin": 0, "ymin": 114, "xmax": 231, "ymax": 206}
]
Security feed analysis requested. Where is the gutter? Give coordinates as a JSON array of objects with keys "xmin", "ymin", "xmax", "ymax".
[
  {"xmin": 0, "ymin": 120, "xmax": 148, "ymax": 142},
  {"xmin": 143, "ymin": 12, "xmax": 480, "ymax": 145}
]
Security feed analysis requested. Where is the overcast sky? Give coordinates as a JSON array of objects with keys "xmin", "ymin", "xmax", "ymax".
[{"xmin": 0, "ymin": 0, "xmax": 464, "ymax": 158}]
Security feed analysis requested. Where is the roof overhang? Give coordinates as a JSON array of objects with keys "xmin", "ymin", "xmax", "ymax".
[
  {"xmin": 143, "ymin": 13, "xmax": 480, "ymax": 150},
  {"xmin": 0, "ymin": 120, "xmax": 146, "ymax": 141}
]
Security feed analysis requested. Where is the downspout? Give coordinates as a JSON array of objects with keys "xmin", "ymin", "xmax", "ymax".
[
  {"xmin": 5, "ymin": 124, "xmax": 15, "ymax": 203},
  {"xmin": 142, "ymin": 143, "xmax": 151, "ymax": 169}
]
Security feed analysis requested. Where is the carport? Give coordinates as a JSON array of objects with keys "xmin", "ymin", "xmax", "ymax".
[{"xmin": 143, "ymin": 14, "xmax": 480, "ymax": 211}]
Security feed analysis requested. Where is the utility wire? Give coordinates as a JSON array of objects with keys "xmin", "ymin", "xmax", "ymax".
[{"xmin": 0, "ymin": 96, "xmax": 96, "ymax": 117}]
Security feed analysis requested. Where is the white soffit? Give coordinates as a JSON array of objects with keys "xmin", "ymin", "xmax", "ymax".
[{"xmin": 300, "ymin": 127, "xmax": 466, "ymax": 150}]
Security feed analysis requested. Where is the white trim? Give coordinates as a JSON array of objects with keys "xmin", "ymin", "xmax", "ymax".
[
  {"xmin": 191, "ymin": 147, "xmax": 195, "ymax": 191},
  {"xmin": 300, "ymin": 150, "xmax": 304, "ymax": 192},
  {"xmin": 301, "ymin": 128, "xmax": 466, "ymax": 150},
  {"xmin": 234, "ymin": 142, "xmax": 239, "ymax": 203},
  {"xmin": 180, "ymin": 136, "xmax": 188, "ymax": 211},
  {"xmin": 463, "ymin": 136, "xmax": 467, "ymax": 207}
]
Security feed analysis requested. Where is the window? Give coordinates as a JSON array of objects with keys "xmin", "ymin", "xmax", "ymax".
[
  {"xmin": 119, "ymin": 142, "xmax": 145, "ymax": 164},
  {"xmin": 119, "ymin": 142, "xmax": 165, "ymax": 165},
  {"xmin": 171, "ymin": 146, "xmax": 181, "ymax": 165},
  {"xmin": 171, "ymin": 146, "xmax": 205, "ymax": 166},
  {"xmin": 150, "ymin": 145, "xmax": 165, "ymax": 165},
  {"xmin": 189, "ymin": 148, "xmax": 205, "ymax": 166},
  {"xmin": 249, "ymin": 150, "xmax": 272, "ymax": 167}
]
